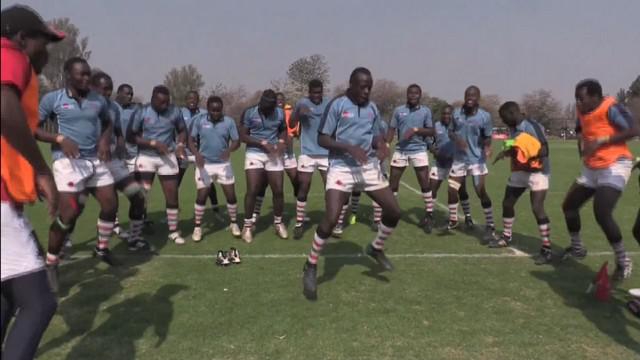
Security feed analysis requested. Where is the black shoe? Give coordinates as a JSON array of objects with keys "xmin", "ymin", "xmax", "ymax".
[
  {"xmin": 446, "ymin": 220, "xmax": 459, "ymax": 231},
  {"xmin": 481, "ymin": 226, "xmax": 497, "ymax": 245},
  {"xmin": 534, "ymin": 246, "xmax": 553, "ymax": 265},
  {"xmin": 93, "ymin": 247, "xmax": 119, "ymax": 266},
  {"xmin": 128, "ymin": 239, "xmax": 153, "ymax": 252},
  {"xmin": 420, "ymin": 214, "xmax": 433, "ymax": 234},
  {"xmin": 366, "ymin": 244, "xmax": 394, "ymax": 272},
  {"xmin": 561, "ymin": 246, "xmax": 587, "ymax": 261},
  {"xmin": 45, "ymin": 263, "xmax": 59, "ymax": 294},
  {"xmin": 488, "ymin": 233, "xmax": 510, "ymax": 248},
  {"xmin": 302, "ymin": 261, "xmax": 318, "ymax": 300},
  {"xmin": 216, "ymin": 250, "xmax": 230, "ymax": 266},
  {"xmin": 612, "ymin": 257, "xmax": 633, "ymax": 282},
  {"xmin": 464, "ymin": 216, "xmax": 474, "ymax": 229},
  {"xmin": 293, "ymin": 224, "xmax": 304, "ymax": 240}
]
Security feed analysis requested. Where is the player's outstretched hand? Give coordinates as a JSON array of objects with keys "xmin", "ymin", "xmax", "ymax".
[
  {"xmin": 36, "ymin": 172, "xmax": 59, "ymax": 219},
  {"xmin": 348, "ymin": 145, "xmax": 368, "ymax": 165}
]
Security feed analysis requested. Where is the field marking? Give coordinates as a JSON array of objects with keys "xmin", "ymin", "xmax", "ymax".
[{"xmin": 63, "ymin": 251, "xmax": 639, "ymax": 261}]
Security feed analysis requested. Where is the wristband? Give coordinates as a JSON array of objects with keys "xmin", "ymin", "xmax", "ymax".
[
  {"xmin": 412, "ymin": 127, "xmax": 418, "ymax": 133},
  {"xmin": 278, "ymin": 139, "xmax": 286, "ymax": 144},
  {"xmin": 150, "ymin": 140, "xmax": 157, "ymax": 147},
  {"xmin": 55, "ymin": 134, "xmax": 65, "ymax": 144},
  {"xmin": 260, "ymin": 140, "xmax": 268, "ymax": 146}
]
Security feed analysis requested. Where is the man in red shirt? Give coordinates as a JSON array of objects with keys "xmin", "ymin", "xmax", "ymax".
[{"xmin": 1, "ymin": 4, "xmax": 64, "ymax": 359}]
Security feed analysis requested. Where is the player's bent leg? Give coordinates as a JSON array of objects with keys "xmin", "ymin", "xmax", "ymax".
[
  {"xmin": 47, "ymin": 192, "xmax": 82, "ymax": 267},
  {"xmin": 302, "ymin": 189, "xmax": 349, "ymax": 301},
  {"xmin": 593, "ymin": 186, "xmax": 631, "ymax": 281},
  {"xmin": 388, "ymin": 166, "xmax": 405, "ymax": 196},
  {"xmin": 243, "ymin": 169, "xmax": 267, "ymax": 243},
  {"xmin": 472, "ymin": 175, "xmax": 496, "ymax": 243},
  {"xmin": 285, "ymin": 167, "xmax": 299, "ymax": 199},
  {"xmin": 192, "ymin": 187, "xmax": 210, "ymax": 242},
  {"xmin": 220, "ymin": 183, "xmax": 241, "ymax": 238},
  {"xmin": 561, "ymin": 182, "xmax": 595, "ymax": 260},
  {"xmin": 414, "ymin": 166, "xmax": 433, "ymax": 230},
  {"xmin": 365, "ymin": 187, "xmax": 400, "ymax": 272},
  {"xmin": 267, "ymin": 170, "xmax": 287, "ymax": 239},
  {"xmin": 447, "ymin": 176, "xmax": 464, "ymax": 230},
  {"xmin": 91, "ymin": 184, "xmax": 119, "ymax": 265},
  {"xmin": 294, "ymin": 171, "xmax": 314, "ymax": 239},
  {"xmin": 530, "ymin": 190, "xmax": 553, "ymax": 265},
  {"xmin": 458, "ymin": 179, "xmax": 474, "ymax": 228},
  {"xmin": 489, "ymin": 186, "xmax": 525, "ymax": 248}
]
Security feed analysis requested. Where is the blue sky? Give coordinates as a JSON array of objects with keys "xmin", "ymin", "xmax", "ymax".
[{"xmin": 3, "ymin": 0, "xmax": 639, "ymax": 104}]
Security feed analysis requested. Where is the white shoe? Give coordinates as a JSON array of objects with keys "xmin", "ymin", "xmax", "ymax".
[
  {"xmin": 241, "ymin": 227, "xmax": 253, "ymax": 243},
  {"xmin": 169, "ymin": 231, "xmax": 185, "ymax": 245},
  {"xmin": 275, "ymin": 223, "xmax": 288, "ymax": 239},
  {"xmin": 332, "ymin": 225, "xmax": 343, "ymax": 238},
  {"xmin": 192, "ymin": 226, "xmax": 203, "ymax": 242},
  {"xmin": 229, "ymin": 223, "xmax": 241, "ymax": 238}
]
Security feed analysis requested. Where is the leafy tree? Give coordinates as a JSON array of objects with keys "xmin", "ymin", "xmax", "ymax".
[
  {"xmin": 163, "ymin": 65, "xmax": 205, "ymax": 106},
  {"xmin": 521, "ymin": 89, "xmax": 562, "ymax": 129},
  {"xmin": 41, "ymin": 18, "xmax": 91, "ymax": 91}
]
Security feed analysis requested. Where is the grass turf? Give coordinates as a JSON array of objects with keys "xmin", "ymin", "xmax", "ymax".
[{"xmin": 21, "ymin": 140, "xmax": 640, "ymax": 359}]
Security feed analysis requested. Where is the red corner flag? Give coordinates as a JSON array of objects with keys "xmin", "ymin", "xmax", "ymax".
[{"xmin": 588, "ymin": 262, "xmax": 611, "ymax": 302}]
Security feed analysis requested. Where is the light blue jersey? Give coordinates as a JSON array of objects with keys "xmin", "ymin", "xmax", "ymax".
[
  {"xmin": 433, "ymin": 121, "xmax": 455, "ymax": 169},
  {"xmin": 181, "ymin": 107, "xmax": 205, "ymax": 156},
  {"xmin": 294, "ymin": 97, "xmax": 329, "ymax": 156},
  {"xmin": 451, "ymin": 108, "xmax": 492, "ymax": 165},
  {"xmin": 318, "ymin": 95, "xmax": 383, "ymax": 168},
  {"xmin": 191, "ymin": 114, "xmax": 239, "ymax": 164},
  {"xmin": 116, "ymin": 102, "xmax": 139, "ymax": 159},
  {"xmin": 39, "ymin": 89, "xmax": 108, "ymax": 160},
  {"xmin": 241, "ymin": 105, "xmax": 286, "ymax": 154},
  {"xmin": 130, "ymin": 104, "xmax": 186, "ymax": 156},
  {"xmin": 389, "ymin": 104, "xmax": 432, "ymax": 153}
]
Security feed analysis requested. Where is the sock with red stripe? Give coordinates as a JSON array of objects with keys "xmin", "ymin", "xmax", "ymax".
[
  {"xmin": 194, "ymin": 204, "xmax": 206, "ymax": 226},
  {"xmin": 371, "ymin": 223, "xmax": 395, "ymax": 250},
  {"xmin": 227, "ymin": 203, "xmax": 238, "ymax": 224},
  {"xmin": 538, "ymin": 218, "xmax": 551, "ymax": 247},
  {"xmin": 423, "ymin": 191, "xmax": 434, "ymax": 215},
  {"xmin": 296, "ymin": 200, "xmax": 306, "ymax": 226},
  {"xmin": 97, "ymin": 218, "xmax": 115, "ymax": 250},
  {"xmin": 307, "ymin": 232, "xmax": 327, "ymax": 264},
  {"xmin": 502, "ymin": 217, "xmax": 514, "ymax": 239},
  {"xmin": 166, "ymin": 208, "xmax": 179, "ymax": 232},
  {"xmin": 372, "ymin": 201, "xmax": 382, "ymax": 224},
  {"xmin": 448, "ymin": 203, "xmax": 458, "ymax": 222}
]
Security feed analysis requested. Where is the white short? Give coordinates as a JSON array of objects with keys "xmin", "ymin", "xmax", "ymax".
[
  {"xmin": 106, "ymin": 159, "xmax": 131, "ymax": 183},
  {"xmin": 284, "ymin": 153, "xmax": 298, "ymax": 170},
  {"xmin": 134, "ymin": 153, "xmax": 180, "ymax": 176},
  {"xmin": 508, "ymin": 171, "xmax": 550, "ymax": 191},
  {"xmin": 53, "ymin": 157, "xmax": 114, "ymax": 192},
  {"xmin": 326, "ymin": 161, "xmax": 389, "ymax": 192},
  {"xmin": 297, "ymin": 154, "xmax": 329, "ymax": 173},
  {"xmin": 429, "ymin": 166, "xmax": 450, "ymax": 181},
  {"xmin": 179, "ymin": 155, "xmax": 196, "ymax": 169},
  {"xmin": 195, "ymin": 162, "xmax": 235, "ymax": 189},
  {"xmin": 449, "ymin": 161, "xmax": 489, "ymax": 177},
  {"xmin": 576, "ymin": 159, "xmax": 632, "ymax": 191},
  {"xmin": 244, "ymin": 152, "xmax": 284, "ymax": 172},
  {"xmin": 390, "ymin": 151, "xmax": 429, "ymax": 168},
  {"xmin": 1, "ymin": 202, "xmax": 44, "ymax": 281}
]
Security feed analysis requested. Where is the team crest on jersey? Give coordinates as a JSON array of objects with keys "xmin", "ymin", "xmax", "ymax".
[
  {"xmin": 399, "ymin": 112, "xmax": 408, "ymax": 116},
  {"xmin": 202, "ymin": 123, "xmax": 212, "ymax": 129},
  {"xmin": 62, "ymin": 103, "xmax": 74, "ymax": 110},
  {"xmin": 341, "ymin": 111, "xmax": 354, "ymax": 119},
  {"xmin": 144, "ymin": 117, "xmax": 154, "ymax": 124}
]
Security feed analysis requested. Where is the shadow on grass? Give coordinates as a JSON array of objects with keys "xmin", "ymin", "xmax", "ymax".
[
  {"xmin": 37, "ymin": 212, "xmax": 173, "ymax": 358},
  {"xmin": 318, "ymin": 241, "xmax": 389, "ymax": 285},
  {"xmin": 531, "ymin": 259, "xmax": 640, "ymax": 354}
]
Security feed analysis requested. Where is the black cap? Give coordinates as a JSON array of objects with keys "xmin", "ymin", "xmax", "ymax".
[{"xmin": 1, "ymin": 4, "xmax": 65, "ymax": 42}]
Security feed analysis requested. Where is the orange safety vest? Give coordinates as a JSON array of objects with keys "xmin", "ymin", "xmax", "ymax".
[
  {"xmin": 284, "ymin": 104, "xmax": 299, "ymax": 137},
  {"xmin": 577, "ymin": 96, "xmax": 632, "ymax": 169},
  {"xmin": 0, "ymin": 68, "xmax": 39, "ymax": 203}
]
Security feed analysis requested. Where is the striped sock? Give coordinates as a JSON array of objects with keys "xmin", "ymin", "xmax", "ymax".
[
  {"xmin": 372, "ymin": 201, "xmax": 382, "ymax": 223},
  {"xmin": 308, "ymin": 232, "xmax": 327, "ymax": 264},
  {"xmin": 448, "ymin": 203, "xmax": 458, "ymax": 222},
  {"xmin": 296, "ymin": 200, "xmax": 306, "ymax": 226},
  {"xmin": 129, "ymin": 219, "xmax": 144, "ymax": 242},
  {"xmin": 337, "ymin": 204, "xmax": 348, "ymax": 226},
  {"xmin": 227, "ymin": 203, "xmax": 238, "ymax": 223},
  {"xmin": 570, "ymin": 232, "xmax": 583, "ymax": 250},
  {"xmin": 243, "ymin": 218, "xmax": 253, "ymax": 230},
  {"xmin": 612, "ymin": 241, "xmax": 627, "ymax": 266},
  {"xmin": 350, "ymin": 194, "xmax": 361, "ymax": 215},
  {"xmin": 539, "ymin": 222, "xmax": 551, "ymax": 247},
  {"xmin": 194, "ymin": 204, "xmax": 206, "ymax": 226},
  {"xmin": 502, "ymin": 217, "xmax": 515, "ymax": 238},
  {"xmin": 461, "ymin": 199, "xmax": 471, "ymax": 217},
  {"xmin": 423, "ymin": 191, "xmax": 434, "ymax": 214},
  {"xmin": 97, "ymin": 219, "xmax": 114, "ymax": 250},
  {"xmin": 254, "ymin": 196, "xmax": 264, "ymax": 217},
  {"xmin": 372, "ymin": 223, "xmax": 395, "ymax": 250},
  {"xmin": 274, "ymin": 216, "xmax": 283, "ymax": 224},
  {"xmin": 393, "ymin": 192, "xmax": 398, "ymax": 198},
  {"xmin": 166, "ymin": 208, "xmax": 179, "ymax": 232},
  {"xmin": 46, "ymin": 252, "xmax": 59, "ymax": 265},
  {"xmin": 483, "ymin": 206, "xmax": 494, "ymax": 228}
]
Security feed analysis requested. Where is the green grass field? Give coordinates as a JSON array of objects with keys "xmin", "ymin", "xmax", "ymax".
[{"xmin": 24, "ymin": 140, "xmax": 640, "ymax": 360}]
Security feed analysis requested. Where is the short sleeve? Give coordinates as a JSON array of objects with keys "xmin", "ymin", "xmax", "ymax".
[
  {"xmin": 481, "ymin": 112, "xmax": 493, "ymax": 138},
  {"xmin": 174, "ymin": 110, "xmax": 186, "ymax": 131},
  {"xmin": 0, "ymin": 46, "xmax": 31, "ymax": 95},
  {"xmin": 130, "ymin": 107, "xmax": 144, "ymax": 134},
  {"xmin": 318, "ymin": 99, "xmax": 339, "ymax": 136},
  {"xmin": 190, "ymin": 116, "xmax": 201, "ymax": 137},
  {"xmin": 389, "ymin": 108, "xmax": 399, "ymax": 129},
  {"xmin": 241, "ymin": 108, "xmax": 252, "ymax": 128},
  {"xmin": 228, "ymin": 118, "xmax": 240, "ymax": 141},
  {"xmin": 608, "ymin": 104, "xmax": 634, "ymax": 131},
  {"xmin": 424, "ymin": 108, "xmax": 433, "ymax": 128},
  {"xmin": 38, "ymin": 91, "xmax": 56, "ymax": 124}
]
